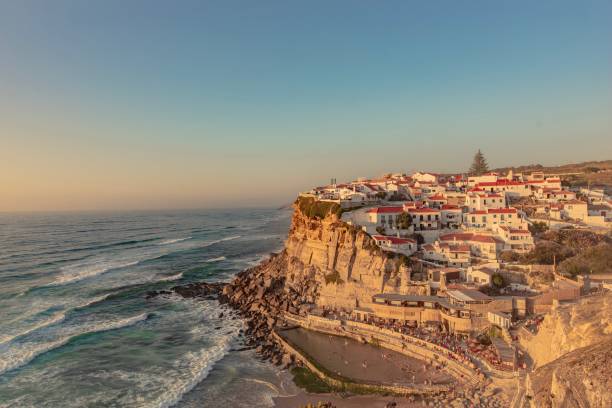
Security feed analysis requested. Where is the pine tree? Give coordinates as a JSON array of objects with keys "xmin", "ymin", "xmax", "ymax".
[{"xmin": 469, "ymin": 149, "xmax": 489, "ymax": 176}]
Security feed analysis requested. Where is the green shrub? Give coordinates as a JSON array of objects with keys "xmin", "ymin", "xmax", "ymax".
[
  {"xmin": 291, "ymin": 367, "xmax": 333, "ymax": 393},
  {"xmin": 297, "ymin": 197, "xmax": 342, "ymax": 219},
  {"xmin": 528, "ymin": 221, "xmax": 548, "ymax": 236},
  {"xmin": 558, "ymin": 243, "xmax": 612, "ymax": 277}
]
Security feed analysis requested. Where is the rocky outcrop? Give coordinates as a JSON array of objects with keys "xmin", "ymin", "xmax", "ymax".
[
  {"xmin": 526, "ymin": 338, "xmax": 612, "ymax": 408},
  {"xmin": 283, "ymin": 204, "xmax": 425, "ymax": 310},
  {"xmin": 522, "ymin": 293, "xmax": 612, "ymax": 368}
]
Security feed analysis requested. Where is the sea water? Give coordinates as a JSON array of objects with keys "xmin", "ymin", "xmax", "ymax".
[{"xmin": 0, "ymin": 209, "xmax": 297, "ymax": 407}]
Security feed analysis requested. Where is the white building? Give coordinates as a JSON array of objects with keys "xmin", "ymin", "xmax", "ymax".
[
  {"xmin": 422, "ymin": 241, "xmax": 470, "ymax": 267},
  {"xmin": 372, "ymin": 235, "xmax": 417, "ymax": 256},
  {"xmin": 476, "ymin": 180, "xmax": 532, "ymax": 198},
  {"xmin": 463, "ymin": 208, "xmax": 526, "ymax": 230},
  {"xmin": 465, "ymin": 192, "xmax": 506, "ymax": 211}
]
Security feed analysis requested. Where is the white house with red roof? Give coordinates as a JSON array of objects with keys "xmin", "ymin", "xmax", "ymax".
[
  {"xmin": 372, "ymin": 235, "xmax": 417, "ymax": 256},
  {"xmin": 467, "ymin": 173, "xmax": 499, "ymax": 187},
  {"xmin": 463, "ymin": 207, "xmax": 526, "ymax": 230},
  {"xmin": 465, "ymin": 192, "xmax": 506, "ymax": 211},
  {"xmin": 534, "ymin": 188, "xmax": 576, "ymax": 202},
  {"xmin": 366, "ymin": 206, "xmax": 404, "ymax": 229},
  {"xmin": 407, "ymin": 207, "xmax": 440, "ymax": 231},
  {"xmin": 476, "ymin": 180, "xmax": 531, "ymax": 198},
  {"xmin": 495, "ymin": 226, "xmax": 535, "ymax": 253},
  {"xmin": 422, "ymin": 241, "xmax": 471, "ymax": 267},
  {"xmin": 425, "ymin": 193, "xmax": 447, "ymax": 208},
  {"xmin": 439, "ymin": 232, "xmax": 504, "ymax": 260},
  {"xmin": 526, "ymin": 177, "xmax": 562, "ymax": 190}
]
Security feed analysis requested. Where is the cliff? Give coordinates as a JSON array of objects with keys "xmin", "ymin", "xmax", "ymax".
[
  {"xmin": 522, "ymin": 293, "xmax": 612, "ymax": 368},
  {"xmin": 522, "ymin": 292, "xmax": 612, "ymax": 408},
  {"xmin": 525, "ymin": 338, "xmax": 612, "ymax": 408},
  {"xmin": 283, "ymin": 199, "xmax": 426, "ymax": 310}
]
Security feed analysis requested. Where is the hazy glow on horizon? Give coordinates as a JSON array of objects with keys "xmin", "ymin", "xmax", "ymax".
[{"xmin": 1, "ymin": 0, "xmax": 611, "ymax": 211}]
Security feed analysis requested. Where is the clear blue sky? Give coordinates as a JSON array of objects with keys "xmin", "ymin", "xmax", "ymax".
[{"xmin": 1, "ymin": 0, "xmax": 611, "ymax": 210}]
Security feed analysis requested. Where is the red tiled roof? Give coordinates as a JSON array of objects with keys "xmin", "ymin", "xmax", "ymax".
[
  {"xmin": 441, "ymin": 204, "xmax": 460, "ymax": 210},
  {"xmin": 487, "ymin": 208, "xmax": 517, "ymax": 214},
  {"xmin": 477, "ymin": 180, "xmax": 526, "ymax": 187},
  {"xmin": 366, "ymin": 206, "xmax": 404, "ymax": 214},
  {"xmin": 469, "ymin": 208, "xmax": 517, "ymax": 215},
  {"xmin": 439, "ymin": 233, "xmax": 499, "ymax": 244},
  {"xmin": 408, "ymin": 207, "xmax": 440, "ymax": 213},
  {"xmin": 427, "ymin": 194, "xmax": 447, "ymax": 200}
]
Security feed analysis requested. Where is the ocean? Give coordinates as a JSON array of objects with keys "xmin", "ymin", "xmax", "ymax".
[{"xmin": 0, "ymin": 208, "xmax": 298, "ymax": 407}]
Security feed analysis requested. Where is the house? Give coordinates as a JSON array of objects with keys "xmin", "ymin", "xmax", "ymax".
[
  {"xmin": 467, "ymin": 173, "xmax": 499, "ymax": 187},
  {"xmin": 463, "ymin": 208, "xmax": 526, "ymax": 230},
  {"xmin": 366, "ymin": 206, "xmax": 404, "ymax": 226},
  {"xmin": 425, "ymin": 193, "xmax": 447, "ymax": 208},
  {"xmin": 561, "ymin": 200, "xmax": 588, "ymax": 221},
  {"xmin": 412, "ymin": 172, "xmax": 438, "ymax": 183},
  {"xmin": 526, "ymin": 177, "xmax": 562, "ymax": 190},
  {"xmin": 439, "ymin": 232, "xmax": 503, "ymax": 260},
  {"xmin": 422, "ymin": 241, "xmax": 471, "ymax": 267},
  {"xmin": 372, "ymin": 235, "xmax": 417, "ymax": 256},
  {"xmin": 466, "ymin": 266, "xmax": 497, "ymax": 286},
  {"xmin": 440, "ymin": 204, "xmax": 462, "ymax": 228},
  {"xmin": 534, "ymin": 188, "xmax": 576, "ymax": 202},
  {"xmin": 476, "ymin": 180, "xmax": 531, "ymax": 198},
  {"xmin": 488, "ymin": 311, "xmax": 512, "ymax": 329},
  {"xmin": 427, "ymin": 267, "xmax": 462, "ymax": 284},
  {"xmin": 465, "ymin": 192, "xmax": 506, "ymax": 211},
  {"xmin": 496, "ymin": 226, "xmax": 535, "ymax": 253},
  {"xmin": 407, "ymin": 207, "xmax": 440, "ymax": 231}
]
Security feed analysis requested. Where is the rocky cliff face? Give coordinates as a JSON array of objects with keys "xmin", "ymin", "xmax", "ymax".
[
  {"xmin": 523, "ymin": 292, "xmax": 612, "ymax": 408},
  {"xmin": 522, "ymin": 293, "xmax": 612, "ymax": 368},
  {"xmin": 282, "ymin": 203, "xmax": 426, "ymax": 310},
  {"xmin": 526, "ymin": 338, "xmax": 612, "ymax": 408}
]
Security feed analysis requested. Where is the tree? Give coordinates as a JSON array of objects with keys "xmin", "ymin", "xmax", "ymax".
[
  {"xmin": 397, "ymin": 212, "xmax": 413, "ymax": 229},
  {"xmin": 491, "ymin": 273, "xmax": 505, "ymax": 288},
  {"xmin": 528, "ymin": 221, "xmax": 549, "ymax": 236},
  {"xmin": 469, "ymin": 149, "xmax": 489, "ymax": 176}
]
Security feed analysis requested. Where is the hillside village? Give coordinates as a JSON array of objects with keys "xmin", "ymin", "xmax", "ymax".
[
  {"xmin": 292, "ymin": 154, "xmax": 611, "ymax": 392},
  {"xmin": 167, "ymin": 156, "xmax": 611, "ymax": 408}
]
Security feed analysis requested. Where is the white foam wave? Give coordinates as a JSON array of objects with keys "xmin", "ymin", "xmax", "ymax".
[
  {"xmin": 47, "ymin": 260, "xmax": 139, "ymax": 287},
  {"xmin": 152, "ymin": 321, "xmax": 241, "ymax": 408},
  {"xmin": 0, "ymin": 313, "xmax": 148, "ymax": 376},
  {"xmin": 157, "ymin": 272, "xmax": 183, "ymax": 282},
  {"xmin": 201, "ymin": 235, "xmax": 241, "ymax": 248},
  {"xmin": 157, "ymin": 237, "xmax": 191, "ymax": 246},
  {"xmin": 205, "ymin": 256, "xmax": 226, "ymax": 263},
  {"xmin": 0, "ymin": 312, "xmax": 66, "ymax": 346},
  {"xmin": 75, "ymin": 293, "xmax": 112, "ymax": 309}
]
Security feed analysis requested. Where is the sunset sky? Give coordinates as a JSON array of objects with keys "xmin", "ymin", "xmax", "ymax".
[{"xmin": 1, "ymin": 0, "xmax": 611, "ymax": 211}]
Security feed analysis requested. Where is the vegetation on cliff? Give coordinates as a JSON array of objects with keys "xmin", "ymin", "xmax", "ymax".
[{"xmin": 296, "ymin": 196, "xmax": 343, "ymax": 220}]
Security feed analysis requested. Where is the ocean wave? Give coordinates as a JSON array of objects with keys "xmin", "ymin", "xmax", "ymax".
[
  {"xmin": 201, "ymin": 235, "xmax": 241, "ymax": 248},
  {"xmin": 152, "ymin": 320, "xmax": 241, "ymax": 408},
  {"xmin": 157, "ymin": 237, "xmax": 191, "ymax": 246},
  {"xmin": 156, "ymin": 272, "xmax": 183, "ymax": 282},
  {"xmin": 46, "ymin": 260, "xmax": 140, "ymax": 287},
  {"xmin": 205, "ymin": 256, "xmax": 226, "ymax": 263},
  {"xmin": 74, "ymin": 293, "xmax": 113, "ymax": 309},
  {"xmin": 0, "ymin": 313, "xmax": 149, "ymax": 376},
  {"xmin": 0, "ymin": 312, "xmax": 66, "ymax": 346}
]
